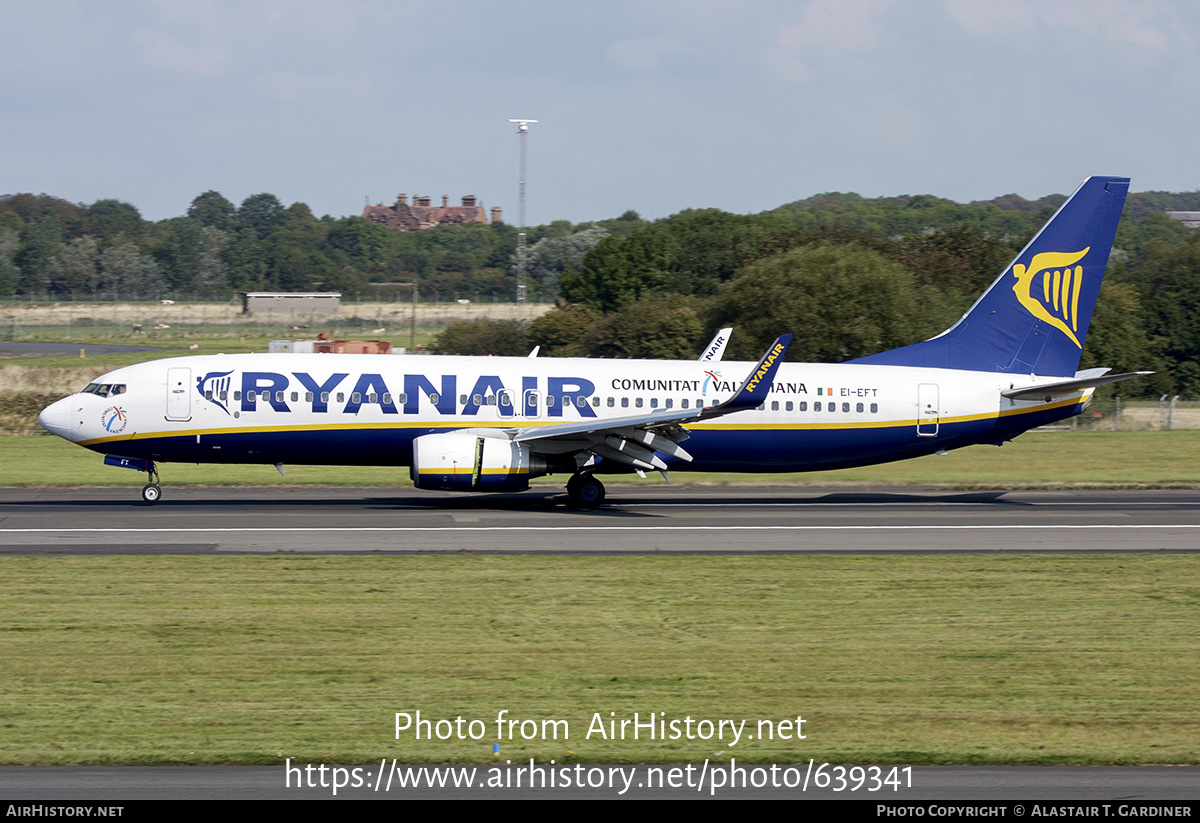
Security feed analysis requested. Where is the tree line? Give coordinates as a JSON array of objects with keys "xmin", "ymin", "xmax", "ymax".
[
  {"xmin": 1, "ymin": 185, "xmax": 1198, "ymax": 397},
  {"xmin": 0, "ymin": 191, "xmax": 601, "ymax": 302}
]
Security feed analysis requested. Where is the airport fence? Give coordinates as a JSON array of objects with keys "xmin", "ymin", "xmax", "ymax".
[
  {"xmin": 1033, "ymin": 396, "xmax": 1199, "ymax": 431},
  {"xmin": 0, "ymin": 298, "xmax": 552, "ymax": 345}
]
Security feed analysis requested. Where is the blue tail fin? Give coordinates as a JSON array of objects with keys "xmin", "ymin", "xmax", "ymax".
[{"xmin": 849, "ymin": 176, "xmax": 1129, "ymax": 376}]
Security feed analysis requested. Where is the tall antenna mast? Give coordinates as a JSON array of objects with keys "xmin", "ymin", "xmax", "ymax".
[{"xmin": 508, "ymin": 119, "xmax": 537, "ymax": 324}]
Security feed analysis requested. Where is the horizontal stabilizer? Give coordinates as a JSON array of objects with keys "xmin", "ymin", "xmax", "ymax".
[{"xmin": 1002, "ymin": 371, "xmax": 1152, "ymax": 401}]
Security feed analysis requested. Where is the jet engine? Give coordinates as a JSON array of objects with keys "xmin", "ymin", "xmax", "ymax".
[{"xmin": 411, "ymin": 432, "xmax": 546, "ymax": 492}]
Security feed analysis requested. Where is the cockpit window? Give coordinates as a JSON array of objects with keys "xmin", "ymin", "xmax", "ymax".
[{"xmin": 81, "ymin": 383, "xmax": 126, "ymax": 398}]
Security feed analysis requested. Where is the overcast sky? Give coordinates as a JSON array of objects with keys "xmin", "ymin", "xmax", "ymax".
[{"xmin": 2, "ymin": 0, "xmax": 1198, "ymax": 224}]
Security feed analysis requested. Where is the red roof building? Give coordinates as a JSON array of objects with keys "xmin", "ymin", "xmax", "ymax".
[{"xmin": 363, "ymin": 193, "xmax": 502, "ymax": 231}]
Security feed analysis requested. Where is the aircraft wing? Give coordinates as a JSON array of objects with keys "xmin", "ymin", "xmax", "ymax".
[
  {"xmin": 511, "ymin": 335, "xmax": 791, "ymax": 472},
  {"xmin": 1001, "ymin": 369, "xmax": 1152, "ymax": 401}
]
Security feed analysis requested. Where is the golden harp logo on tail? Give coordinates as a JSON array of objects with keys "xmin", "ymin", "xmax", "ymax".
[{"xmin": 1011, "ymin": 248, "xmax": 1090, "ymax": 348}]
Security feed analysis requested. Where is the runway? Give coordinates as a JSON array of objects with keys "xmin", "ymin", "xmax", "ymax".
[
  {"xmin": 1, "ymin": 764, "xmax": 1198, "ymax": 801},
  {"xmin": 2, "ymin": 487, "xmax": 1198, "ymax": 554}
]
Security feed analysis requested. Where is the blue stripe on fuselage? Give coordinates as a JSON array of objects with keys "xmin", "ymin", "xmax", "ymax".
[{"xmin": 82, "ymin": 401, "xmax": 1083, "ymax": 472}]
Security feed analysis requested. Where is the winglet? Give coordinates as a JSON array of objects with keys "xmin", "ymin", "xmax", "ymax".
[
  {"xmin": 698, "ymin": 328, "xmax": 733, "ymax": 362},
  {"xmin": 709, "ymin": 334, "xmax": 791, "ymax": 414}
]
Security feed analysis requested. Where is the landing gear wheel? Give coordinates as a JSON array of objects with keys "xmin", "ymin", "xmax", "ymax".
[
  {"xmin": 141, "ymin": 483, "xmax": 161, "ymax": 504},
  {"xmin": 567, "ymin": 474, "xmax": 605, "ymax": 509}
]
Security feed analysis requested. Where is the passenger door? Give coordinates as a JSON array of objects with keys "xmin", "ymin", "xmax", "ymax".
[{"xmin": 166, "ymin": 367, "xmax": 191, "ymax": 421}]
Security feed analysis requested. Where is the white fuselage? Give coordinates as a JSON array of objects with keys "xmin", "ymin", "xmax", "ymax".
[{"xmin": 39, "ymin": 352, "xmax": 1087, "ymax": 474}]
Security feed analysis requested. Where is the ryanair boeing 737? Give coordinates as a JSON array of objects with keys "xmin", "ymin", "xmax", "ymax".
[{"xmin": 39, "ymin": 176, "xmax": 1147, "ymax": 507}]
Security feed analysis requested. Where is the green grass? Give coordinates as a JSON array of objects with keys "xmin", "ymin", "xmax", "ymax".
[
  {"xmin": 3, "ymin": 430, "xmax": 1199, "ymax": 489},
  {"xmin": 2, "ymin": 554, "xmax": 1197, "ymax": 766}
]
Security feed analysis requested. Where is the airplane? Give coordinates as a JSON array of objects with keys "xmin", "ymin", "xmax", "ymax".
[{"xmin": 38, "ymin": 175, "xmax": 1148, "ymax": 508}]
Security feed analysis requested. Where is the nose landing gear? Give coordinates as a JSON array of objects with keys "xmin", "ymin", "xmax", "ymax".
[{"xmin": 141, "ymin": 461, "xmax": 161, "ymax": 505}]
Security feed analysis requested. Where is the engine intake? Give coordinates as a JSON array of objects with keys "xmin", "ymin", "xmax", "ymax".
[{"xmin": 411, "ymin": 432, "xmax": 546, "ymax": 492}]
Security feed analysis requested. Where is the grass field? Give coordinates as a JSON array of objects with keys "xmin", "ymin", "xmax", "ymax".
[
  {"xmin": 3, "ymin": 429, "xmax": 1198, "ymax": 489},
  {"xmin": 2, "ymin": 554, "xmax": 1197, "ymax": 766}
]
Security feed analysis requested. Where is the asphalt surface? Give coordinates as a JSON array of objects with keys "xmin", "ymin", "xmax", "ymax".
[
  {"xmin": 1, "ymin": 486, "xmax": 1198, "ymax": 555},
  {"xmin": 1, "ymin": 764, "xmax": 1197, "ymax": 801}
]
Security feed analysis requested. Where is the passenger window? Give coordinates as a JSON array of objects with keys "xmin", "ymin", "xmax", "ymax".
[
  {"xmin": 829, "ymin": 404, "xmax": 836, "ymax": 413},
  {"xmin": 607, "ymin": 397, "xmax": 615, "ymax": 407},
  {"xmin": 460, "ymin": 394, "xmax": 468, "ymax": 404},
  {"xmin": 429, "ymin": 393, "xmax": 440, "ymax": 404},
  {"xmin": 814, "ymin": 401, "xmax": 821, "ymax": 411},
  {"xmin": 682, "ymin": 399, "xmax": 689, "ymax": 409},
  {"xmin": 771, "ymin": 401, "xmax": 779, "ymax": 411},
  {"xmin": 205, "ymin": 390, "xmax": 213, "ymax": 400},
  {"xmin": 799, "ymin": 401, "xmax": 807, "ymax": 411},
  {"xmin": 291, "ymin": 391, "xmax": 298, "ymax": 402},
  {"xmin": 500, "ymin": 394, "xmax": 511, "ymax": 407},
  {"xmin": 576, "ymin": 396, "xmax": 586, "ymax": 407},
  {"xmin": 337, "ymin": 392, "xmax": 345, "ymax": 403},
  {"xmin": 246, "ymin": 390, "xmax": 255, "ymax": 401},
  {"xmin": 650, "ymin": 398, "xmax": 658, "ymax": 408},
  {"xmin": 592, "ymin": 396, "xmax": 600, "ymax": 407},
  {"xmin": 306, "ymin": 392, "xmax": 314, "ymax": 402},
  {"xmin": 621, "ymin": 397, "xmax": 629, "ymax": 408},
  {"xmin": 842, "ymin": 402, "xmax": 850, "ymax": 412},
  {"xmin": 234, "ymin": 391, "xmax": 242, "ymax": 401},
  {"xmin": 486, "ymin": 395, "xmax": 496, "ymax": 406},
  {"xmin": 870, "ymin": 403, "xmax": 878, "ymax": 413},
  {"xmin": 786, "ymin": 401, "xmax": 793, "ymax": 411},
  {"xmin": 473, "ymin": 394, "xmax": 482, "ymax": 405},
  {"xmin": 756, "ymin": 403, "xmax": 765, "ymax": 411},
  {"xmin": 275, "ymin": 391, "xmax": 284, "ymax": 403},
  {"xmin": 547, "ymin": 395, "xmax": 556, "ymax": 407},
  {"xmin": 352, "ymin": 392, "xmax": 361, "ymax": 403},
  {"xmin": 665, "ymin": 398, "xmax": 673, "ymax": 409},
  {"xmin": 856, "ymin": 402, "xmax": 864, "ymax": 413},
  {"xmin": 220, "ymin": 391, "xmax": 227, "ymax": 401},
  {"xmin": 398, "ymin": 393, "xmax": 408, "ymax": 404},
  {"xmin": 635, "ymin": 398, "xmax": 643, "ymax": 408},
  {"xmin": 369, "ymin": 393, "xmax": 378, "ymax": 403},
  {"xmin": 320, "ymin": 392, "xmax": 329, "ymax": 403}
]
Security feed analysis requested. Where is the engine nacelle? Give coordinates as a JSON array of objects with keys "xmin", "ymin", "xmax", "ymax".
[{"xmin": 411, "ymin": 432, "xmax": 546, "ymax": 492}]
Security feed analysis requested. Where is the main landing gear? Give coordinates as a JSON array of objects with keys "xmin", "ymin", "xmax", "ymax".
[
  {"xmin": 141, "ymin": 461, "xmax": 161, "ymax": 505},
  {"xmin": 566, "ymin": 474, "xmax": 605, "ymax": 509}
]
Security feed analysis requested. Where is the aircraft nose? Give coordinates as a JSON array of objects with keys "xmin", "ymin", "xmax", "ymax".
[{"xmin": 38, "ymin": 397, "xmax": 75, "ymax": 442}]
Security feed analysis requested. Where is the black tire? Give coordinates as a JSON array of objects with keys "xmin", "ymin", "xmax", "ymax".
[
  {"xmin": 141, "ymin": 484, "xmax": 161, "ymax": 504},
  {"xmin": 567, "ymin": 475, "xmax": 605, "ymax": 509}
]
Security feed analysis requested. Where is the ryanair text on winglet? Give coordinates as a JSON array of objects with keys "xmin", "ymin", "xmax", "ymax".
[{"xmin": 742, "ymin": 342, "xmax": 786, "ymax": 396}]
